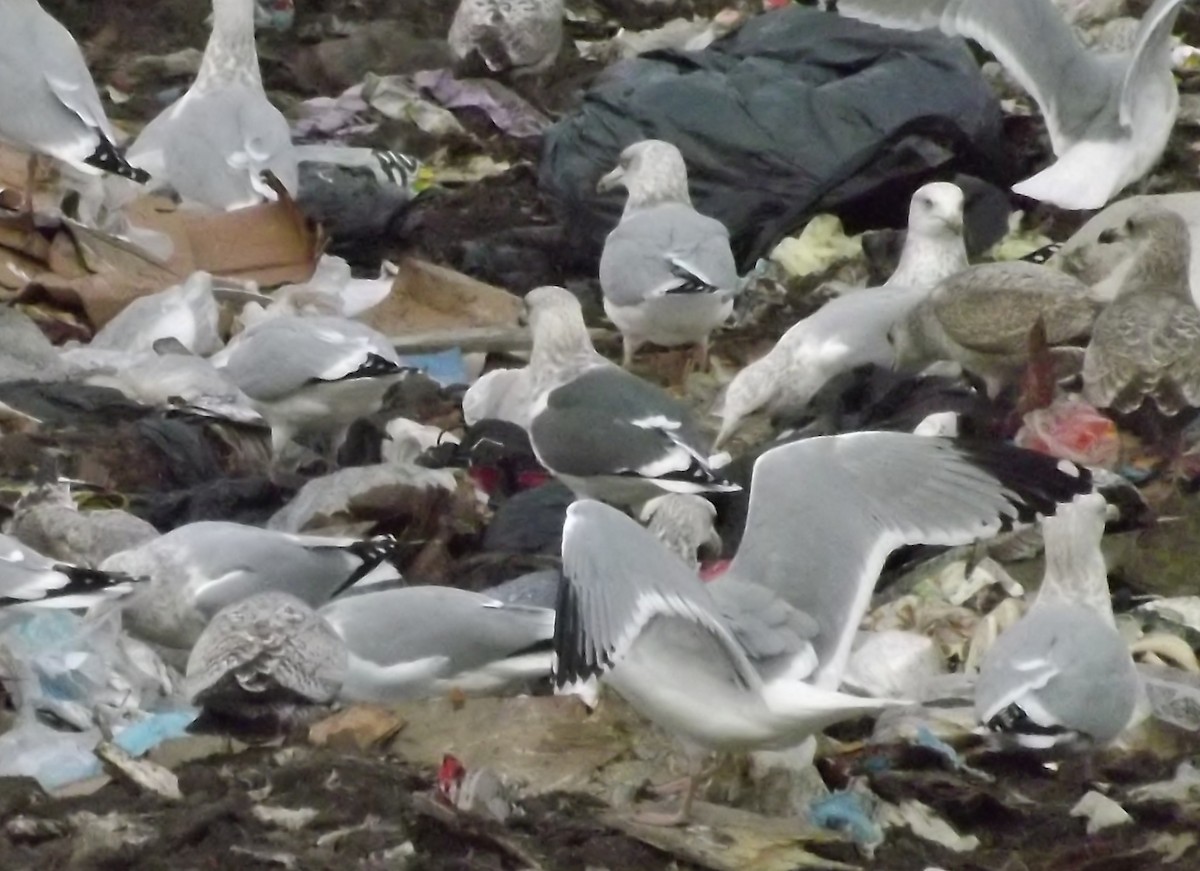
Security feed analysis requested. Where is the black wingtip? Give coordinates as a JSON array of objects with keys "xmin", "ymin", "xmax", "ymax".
[
  {"xmin": 313, "ymin": 354, "xmax": 414, "ymax": 386},
  {"xmin": 952, "ymin": 439, "xmax": 1094, "ymax": 527},
  {"xmin": 85, "ymin": 136, "xmax": 150, "ymax": 184},
  {"xmin": 330, "ymin": 535, "xmax": 402, "ymax": 597},
  {"xmin": 551, "ymin": 570, "xmax": 605, "ymax": 689},
  {"xmin": 0, "ymin": 565, "xmax": 136, "ymax": 608}
]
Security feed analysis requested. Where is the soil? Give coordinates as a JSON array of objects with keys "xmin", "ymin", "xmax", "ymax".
[{"xmin": 7, "ymin": 3, "xmax": 1200, "ymax": 871}]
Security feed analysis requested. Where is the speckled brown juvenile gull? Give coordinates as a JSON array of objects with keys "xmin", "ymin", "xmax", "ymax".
[
  {"xmin": 889, "ymin": 260, "xmax": 1100, "ymax": 397},
  {"xmin": 1083, "ymin": 206, "xmax": 1200, "ymax": 415}
]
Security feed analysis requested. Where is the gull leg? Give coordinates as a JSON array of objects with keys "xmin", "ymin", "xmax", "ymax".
[
  {"xmin": 647, "ymin": 757, "xmax": 720, "ymax": 797},
  {"xmin": 22, "ymin": 154, "xmax": 37, "ymax": 219},
  {"xmin": 691, "ymin": 337, "xmax": 710, "ymax": 373},
  {"xmin": 621, "ymin": 335, "xmax": 638, "ymax": 369},
  {"xmin": 634, "ymin": 756, "xmax": 717, "ymax": 825}
]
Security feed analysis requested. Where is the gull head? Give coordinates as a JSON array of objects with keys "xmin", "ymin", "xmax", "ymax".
[
  {"xmin": 1103, "ymin": 206, "xmax": 1192, "ymax": 300},
  {"xmin": 907, "ymin": 181, "xmax": 964, "ymax": 240},
  {"xmin": 639, "ymin": 493, "xmax": 722, "ymax": 569},
  {"xmin": 523, "ymin": 286, "xmax": 597, "ymax": 378},
  {"xmin": 597, "ymin": 139, "xmax": 693, "ymax": 210}
]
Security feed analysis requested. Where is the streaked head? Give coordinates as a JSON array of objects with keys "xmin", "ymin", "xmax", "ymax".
[
  {"xmin": 522, "ymin": 286, "xmax": 596, "ymax": 376},
  {"xmin": 639, "ymin": 493, "xmax": 722, "ymax": 569},
  {"xmin": 596, "ymin": 139, "xmax": 692, "ymax": 209},
  {"xmin": 1103, "ymin": 206, "xmax": 1192, "ymax": 299},
  {"xmin": 907, "ymin": 182, "xmax": 964, "ymax": 239}
]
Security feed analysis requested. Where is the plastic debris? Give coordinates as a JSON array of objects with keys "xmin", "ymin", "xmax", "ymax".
[
  {"xmin": 879, "ymin": 799, "xmax": 980, "ymax": 852},
  {"xmin": 1128, "ymin": 761, "xmax": 1200, "ymax": 804},
  {"xmin": 95, "ymin": 741, "xmax": 183, "ymax": 800},
  {"xmin": 770, "ymin": 215, "xmax": 862, "ymax": 278},
  {"xmin": 1014, "ymin": 395, "xmax": 1121, "ymax": 469},
  {"xmin": 843, "ymin": 630, "xmax": 945, "ymax": 700},
  {"xmin": 808, "ymin": 784, "xmax": 885, "ymax": 856},
  {"xmin": 1069, "ymin": 791, "xmax": 1131, "ymax": 835}
]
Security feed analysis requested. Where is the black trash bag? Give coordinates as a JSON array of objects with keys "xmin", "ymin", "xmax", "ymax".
[{"xmin": 539, "ymin": 5, "xmax": 1010, "ymax": 272}]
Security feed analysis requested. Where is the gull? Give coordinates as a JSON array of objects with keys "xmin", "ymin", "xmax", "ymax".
[
  {"xmin": 317, "ymin": 584, "xmax": 555, "ymax": 702},
  {"xmin": 86, "ymin": 271, "xmax": 222, "ymax": 357},
  {"xmin": 0, "ymin": 0, "xmax": 149, "ymax": 213},
  {"xmin": 832, "ymin": 0, "xmax": 1188, "ymax": 210},
  {"xmin": 186, "ymin": 591, "xmax": 348, "ymax": 723},
  {"xmin": 715, "ymin": 182, "xmax": 968, "ymax": 447},
  {"xmin": 555, "ymin": 432, "xmax": 1093, "ymax": 823},
  {"xmin": 210, "ymin": 314, "xmax": 413, "ymax": 460},
  {"xmin": 597, "ymin": 140, "xmax": 740, "ymax": 372},
  {"xmin": 975, "ymin": 492, "xmax": 1137, "ymax": 749},
  {"xmin": 889, "ymin": 261, "xmax": 1099, "ymax": 397},
  {"xmin": 99, "ymin": 521, "xmax": 400, "ymax": 651},
  {"xmin": 1083, "ymin": 206, "xmax": 1200, "ymax": 417},
  {"xmin": 448, "ymin": 0, "xmax": 564, "ymax": 76},
  {"xmin": 523, "ymin": 286, "xmax": 737, "ymax": 507},
  {"xmin": 7, "ymin": 482, "xmax": 158, "ymax": 568},
  {"xmin": 121, "ymin": 0, "xmax": 298, "ymax": 210}
]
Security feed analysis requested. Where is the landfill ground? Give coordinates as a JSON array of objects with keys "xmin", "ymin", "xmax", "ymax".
[{"xmin": 3, "ymin": 0, "xmax": 1200, "ymax": 869}]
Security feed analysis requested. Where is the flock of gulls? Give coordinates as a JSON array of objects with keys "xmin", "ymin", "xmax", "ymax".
[{"xmin": 0, "ymin": 0, "xmax": 1196, "ymax": 835}]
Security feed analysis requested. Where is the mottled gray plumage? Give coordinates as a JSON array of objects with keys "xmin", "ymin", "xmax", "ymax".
[
  {"xmin": 124, "ymin": 0, "xmax": 297, "ymax": 209},
  {"xmin": 1083, "ymin": 207, "xmax": 1200, "ymax": 415},
  {"xmin": 448, "ymin": 0, "xmax": 564, "ymax": 75},
  {"xmin": 638, "ymin": 494, "xmax": 721, "ymax": 570},
  {"xmin": 185, "ymin": 591, "xmax": 348, "ymax": 714},
  {"xmin": 524, "ymin": 286, "xmax": 735, "ymax": 506},
  {"xmin": 8, "ymin": 484, "xmax": 158, "ymax": 568},
  {"xmin": 318, "ymin": 585, "xmax": 555, "ymax": 702},
  {"xmin": 212, "ymin": 314, "xmax": 410, "ymax": 455},
  {"xmin": 975, "ymin": 493, "xmax": 1137, "ymax": 749},
  {"xmin": 834, "ymin": 0, "xmax": 1186, "ymax": 209},
  {"xmin": 597, "ymin": 140, "xmax": 739, "ymax": 368},
  {"xmin": 890, "ymin": 261, "xmax": 1099, "ymax": 395},
  {"xmin": 0, "ymin": 0, "xmax": 147, "ymax": 182}
]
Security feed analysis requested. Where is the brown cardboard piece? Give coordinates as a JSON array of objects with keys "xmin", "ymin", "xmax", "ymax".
[
  {"xmin": 0, "ymin": 143, "xmax": 321, "ymax": 330},
  {"xmin": 361, "ymin": 257, "xmax": 522, "ymax": 337}
]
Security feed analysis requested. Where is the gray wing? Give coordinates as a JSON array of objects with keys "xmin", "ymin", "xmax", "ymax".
[
  {"xmin": 835, "ymin": 0, "xmax": 1120, "ymax": 151},
  {"xmin": 1083, "ymin": 295, "xmax": 1200, "ymax": 414},
  {"xmin": 130, "ymin": 86, "xmax": 297, "ymax": 209},
  {"xmin": 1120, "ymin": 0, "xmax": 1188, "ymax": 126},
  {"xmin": 725, "ymin": 433, "xmax": 1092, "ymax": 689},
  {"xmin": 104, "ymin": 522, "xmax": 366, "ymax": 617},
  {"xmin": 216, "ymin": 316, "xmax": 403, "ymax": 401},
  {"xmin": 318, "ymin": 586, "xmax": 554, "ymax": 674},
  {"xmin": 708, "ymin": 578, "xmax": 819, "ymax": 683},
  {"xmin": 600, "ymin": 203, "xmax": 738, "ymax": 306},
  {"xmin": 185, "ymin": 591, "xmax": 347, "ymax": 706},
  {"xmin": 0, "ymin": 4, "xmax": 112, "ymax": 165},
  {"xmin": 530, "ymin": 367, "xmax": 732, "ymax": 490},
  {"xmin": 974, "ymin": 603, "xmax": 1137, "ymax": 746},
  {"xmin": 554, "ymin": 500, "xmax": 761, "ymax": 689}
]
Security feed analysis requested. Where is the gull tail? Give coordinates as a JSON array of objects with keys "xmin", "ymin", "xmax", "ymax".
[
  {"xmin": 1, "ymin": 565, "xmax": 140, "ymax": 609},
  {"xmin": 763, "ymin": 680, "xmax": 908, "ymax": 734},
  {"xmin": 85, "ymin": 135, "xmax": 151, "ymax": 185}
]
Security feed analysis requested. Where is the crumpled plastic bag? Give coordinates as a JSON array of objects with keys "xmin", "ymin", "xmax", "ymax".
[
  {"xmin": 86, "ymin": 271, "xmax": 221, "ymax": 356},
  {"xmin": 1015, "ymin": 395, "xmax": 1120, "ymax": 469},
  {"xmin": 541, "ymin": 5, "xmax": 1007, "ymax": 270}
]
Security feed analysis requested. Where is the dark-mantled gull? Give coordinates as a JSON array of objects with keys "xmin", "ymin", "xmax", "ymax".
[
  {"xmin": 0, "ymin": 532, "xmax": 136, "ymax": 608},
  {"xmin": 448, "ymin": 0, "xmax": 564, "ymax": 76},
  {"xmin": 0, "ymin": 0, "xmax": 149, "ymax": 196},
  {"xmin": 211, "ymin": 314, "xmax": 412, "ymax": 458},
  {"xmin": 889, "ymin": 261, "xmax": 1099, "ymax": 397},
  {"xmin": 715, "ymin": 182, "xmax": 968, "ymax": 447},
  {"xmin": 524, "ymin": 286, "xmax": 737, "ymax": 506},
  {"xmin": 186, "ymin": 591, "xmax": 348, "ymax": 721},
  {"xmin": 100, "ymin": 521, "xmax": 399, "ymax": 650},
  {"xmin": 832, "ymin": 0, "xmax": 1187, "ymax": 209},
  {"xmin": 317, "ymin": 584, "xmax": 555, "ymax": 702},
  {"xmin": 555, "ymin": 434, "xmax": 1092, "ymax": 822},
  {"xmin": 975, "ymin": 492, "xmax": 1137, "ymax": 749},
  {"xmin": 1082, "ymin": 206, "xmax": 1200, "ymax": 415},
  {"xmin": 122, "ymin": 0, "xmax": 298, "ymax": 210},
  {"xmin": 597, "ymin": 140, "xmax": 740, "ymax": 371}
]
